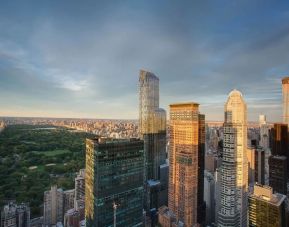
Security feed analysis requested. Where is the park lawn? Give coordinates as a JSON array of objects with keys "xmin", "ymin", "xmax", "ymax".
[{"xmin": 32, "ymin": 149, "xmax": 71, "ymax": 157}]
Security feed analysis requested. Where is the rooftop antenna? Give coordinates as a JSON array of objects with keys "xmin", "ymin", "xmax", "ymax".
[{"xmin": 113, "ymin": 201, "xmax": 119, "ymax": 227}]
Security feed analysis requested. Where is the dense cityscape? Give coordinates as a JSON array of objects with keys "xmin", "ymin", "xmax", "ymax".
[
  {"xmin": 1, "ymin": 70, "xmax": 288, "ymax": 227},
  {"xmin": 1, "ymin": 1, "xmax": 289, "ymax": 227}
]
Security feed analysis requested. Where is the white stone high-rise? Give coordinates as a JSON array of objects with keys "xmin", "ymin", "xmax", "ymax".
[
  {"xmin": 217, "ymin": 90, "xmax": 248, "ymax": 227},
  {"xmin": 259, "ymin": 114, "xmax": 269, "ymax": 149}
]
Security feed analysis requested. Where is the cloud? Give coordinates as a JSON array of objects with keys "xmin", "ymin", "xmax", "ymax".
[{"xmin": 0, "ymin": 1, "xmax": 288, "ymax": 120}]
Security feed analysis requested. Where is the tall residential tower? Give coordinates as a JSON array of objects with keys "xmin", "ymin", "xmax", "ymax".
[
  {"xmin": 282, "ymin": 77, "xmax": 289, "ymax": 127},
  {"xmin": 139, "ymin": 70, "xmax": 167, "ymax": 212},
  {"xmin": 159, "ymin": 102, "xmax": 205, "ymax": 226},
  {"xmin": 217, "ymin": 90, "xmax": 248, "ymax": 227}
]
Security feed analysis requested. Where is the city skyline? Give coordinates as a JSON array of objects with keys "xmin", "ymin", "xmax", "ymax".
[{"xmin": 1, "ymin": 1, "xmax": 289, "ymax": 121}]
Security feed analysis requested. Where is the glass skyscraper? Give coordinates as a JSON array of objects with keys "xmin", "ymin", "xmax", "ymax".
[
  {"xmin": 217, "ymin": 90, "xmax": 248, "ymax": 227},
  {"xmin": 85, "ymin": 137, "xmax": 144, "ymax": 227},
  {"xmin": 139, "ymin": 70, "xmax": 167, "ymax": 212}
]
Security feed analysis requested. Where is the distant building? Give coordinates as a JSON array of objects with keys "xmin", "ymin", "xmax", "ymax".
[
  {"xmin": 217, "ymin": 90, "xmax": 248, "ymax": 227},
  {"xmin": 204, "ymin": 170, "xmax": 215, "ymax": 225},
  {"xmin": 30, "ymin": 217, "xmax": 43, "ymax": 227},
  {"xmin": 247, "ymin": 146, "xmax": 265, "ymax": 186},
  {"xmin": 158, "ymin": 206, "xmax": 180, "ymax": 227},
  {"xmin": 254, "ymin": 147, "xmax": 265, "ymax": 185},
  {"xmin": 282, "ymin": 77, "xmax": 289, "ymax": 127},
  {"xmin": 85, "ymin": 137, "xmax": 144, "ymax": 227},
  {"xmin": 248, "ymin": 184, "xmax": 286, "ymax": 227},
  {"xmin": 44, "ymin": 186, "xmax": 64, "ymax": 226},
  {"xmin": 205, "ymin": 153, "xmax": 217, "ymax": 173},
  {"xmin": 74, "ymin": 169, "xmax": 85, "ymax": 206},
  {"xmin": 139, "ymin": 70, "xmax": 167, "ymax": 212},
  {"xmin": 259, "ymin": 115, "xmax": 269, "ymax": 150},
  {"xmin": 1, "ymin": 202, "xmax": 30, "ymax": 227},
  {"xmin": 74, "ymin": 169, "xmax": 85, "ymax": 224},
  {"xmin": 269, "ymin": 155, "xmax": 288, "ymax": 194},
  {"xmin": 271, "ymin": 123, "xmax": 289, "ymax": 180},
  {"xmin": 271, "ymin": 123, "xmax": 288, "ymax": 156},
  {"xmin": 64, "ymin": 208, "xmax": 84, "ymax": 227},
  {"xmin": 63, "ymin": 190, "xmax": 75, "ymax": 216},
  {"xmin": 159, "ymin": 102, "xmax": 205, "ymax": 226}
]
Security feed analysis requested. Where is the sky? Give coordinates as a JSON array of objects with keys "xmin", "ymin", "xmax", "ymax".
[{"xmin": 0, "ymin": 1, "xmax": 289, "ymax": 121}]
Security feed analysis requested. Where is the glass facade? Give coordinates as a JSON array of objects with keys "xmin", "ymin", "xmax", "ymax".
[
  {"xmin": 85, "ymin": 138, "xmax": 144, "ymax": 227},
  {"xmin": 248, "ymin": 184, "xmax": 286, "ymax": 227},
  {"xmin": 139, "ymin": 70, "xmax": 167, "ymax": 212}
]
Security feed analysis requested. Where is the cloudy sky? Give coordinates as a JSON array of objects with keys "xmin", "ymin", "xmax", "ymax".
[{"xmin": 0, "ymin": 1, "xmax": 289, "ymax": 121}]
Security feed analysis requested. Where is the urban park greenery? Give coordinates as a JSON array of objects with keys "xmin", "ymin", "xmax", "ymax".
[{"xmin": 0, "ymin": 124, "xmax": 94, "ymax": 217}]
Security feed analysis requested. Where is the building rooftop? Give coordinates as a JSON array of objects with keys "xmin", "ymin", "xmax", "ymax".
[
  {"xmin": 282, "ymin": 77, "xmax": 289, "ymax": 84},
  {"xmin": 87, "ymin": 137, "xmax": 142, "ymax": 144},
  {"xmin": 139, "ymin": 69, "xmax": 159, "ymax": 80},
  {"xmin": 228, "ymin": 89, "xmax": 243, "ymax": 97},
  {"xmin": 251, "ymin": 184, "xmax": 286, "ymax": 206},
  {"xmin": 169, "ymin": 102, "xmax": 199, "ymax": 107},
  {"xmin": 147, "ymin": 179, "xmax": 161, "ymax": 186},
  {"xmin": 270, "ymin": 155, "xmax": 287, "ymax": 160}
]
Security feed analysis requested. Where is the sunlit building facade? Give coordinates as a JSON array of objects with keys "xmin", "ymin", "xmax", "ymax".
[
  {"xmin": 85, "ymin": 137, "xmax": 144, "ymax": 227},
  {"xmin": 139, "ymin": 70, "xmax": 167, "ymax": 212},
  {"xmin": 165, "ymin": 102, "xmax": 205, "ymax": 226},
  {"xmin": 282, "ymin": 77, "xmax": 289, "ymax": 127},
  {"xmin": 217, "ymin": 90, "xmax": 248, "ymax": 227},
  {"xmin": 248, "ymin": 184, "xmax": 286, "ymax": 227}
]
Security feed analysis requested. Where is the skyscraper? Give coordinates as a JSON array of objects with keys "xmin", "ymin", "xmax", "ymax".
[
  {"xmin": 247, "ymin": 146, "xmax": 265, "ymax": 186},
  {"xmin": 139, "ymin": 70, "xmax": 167, "ymax": 211},
  {"xmin": 269, "ymin": 123, "xmax": 289, "ymax": 190},
  {"xmin": 85, "ymin": 137, "xmax": 144, "ymax": 227},
  {"xmin": 166, "ymin": 102, "xmax": 205, "ymax": 226},
  {"xmin": 217, "ymin": 90, "xmax": 248, "ymax": 227},
  {"xmin": 204, "ymin": 170, "xmax": 216, "ymax": 225},
  {"xmin": 269, "ymin": 155, "xmax": 288, "ymax": 194},
  {"xmin": 248, "ymin": 184, "xmax": 286, "ymax": 227},
  {"xmin": 282, "ymin": 77, "xmax": 289, "ymax": 126},
  {"xmin": 271, "ymin": 123, "xmax": 288, "ymax": 157},
  {"xmin": 74, "ymin": 169, "xmax": 85, "ymax": 208},
  {"xmin": 259, "ymin": 115, "xmax": 269, "ymax": 150}
]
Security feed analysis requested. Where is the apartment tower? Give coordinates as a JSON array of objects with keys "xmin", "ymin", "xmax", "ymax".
[
  {"xmin": 139, "ymin": 70, "xmax": 167, "ymax": 211},
  {"xmin": 282, "ymin": 77, "xmax": 289, "ymax": 127},
  {"xmin": 168, "ymin": 102, "xmax": 205, "ymax": 226},
  {"xmin": 217, "ymin": 90, "xmax": 248, "ymax": 227}
]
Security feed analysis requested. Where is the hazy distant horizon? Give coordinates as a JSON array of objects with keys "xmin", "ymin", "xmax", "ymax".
[{"xmin": 0, "ymin": 115, "xmax": 275, "ymax": 125}]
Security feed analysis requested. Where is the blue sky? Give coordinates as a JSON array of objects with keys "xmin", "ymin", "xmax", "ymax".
[{"xmin": 0, "ymin": 1, "xmax": 289, "ymax": 121}]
